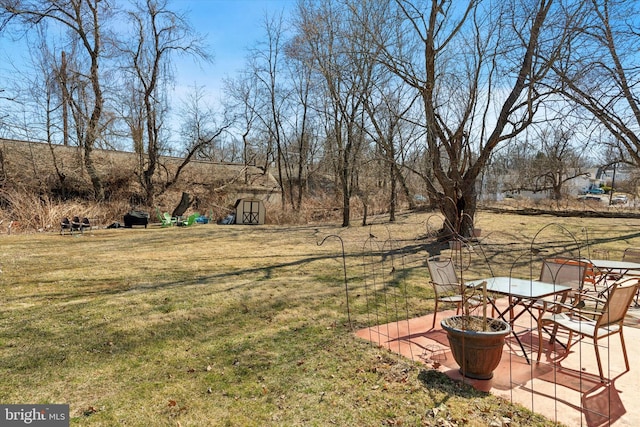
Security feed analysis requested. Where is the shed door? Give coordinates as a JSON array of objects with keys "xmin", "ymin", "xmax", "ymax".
[{"xmin": 242, "ymin": 200, "xmax": 260, "ymax": 224}]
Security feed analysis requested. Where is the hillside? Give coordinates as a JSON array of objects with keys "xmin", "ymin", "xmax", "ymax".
[
  {"xmin": 0, "ymin": 138, "xmax": 279, "ymax": 196},
  {"xmin": 0, "ymin": 138, "xmax": 281, "ymax": 230}
]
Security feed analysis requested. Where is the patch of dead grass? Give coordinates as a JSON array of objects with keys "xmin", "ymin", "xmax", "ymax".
[{"xmin": 2, "ymin": 211, "xmax": 638, "ymax": 425}]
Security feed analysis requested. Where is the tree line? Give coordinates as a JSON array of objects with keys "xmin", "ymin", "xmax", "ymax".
[{"xmin": 1, "ymin": 0, "xmax": 639, "ymax": 235}]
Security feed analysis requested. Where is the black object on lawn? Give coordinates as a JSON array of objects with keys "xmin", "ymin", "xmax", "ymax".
[{"xmin": 124, "ymin": 211, "xmax": 149, "ymax": 228}]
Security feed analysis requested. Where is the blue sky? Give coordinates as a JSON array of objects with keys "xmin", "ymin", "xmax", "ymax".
[
  {"xmin": 0, "ymin": 0, "xmax": 296, "ymax": 121},
  {"xmin": 172, "ymin": 0, "xmax": 295, "ymax": 102}
]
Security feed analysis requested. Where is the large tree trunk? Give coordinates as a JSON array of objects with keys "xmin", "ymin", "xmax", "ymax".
[
  {"xmin": 389, "ymin": 161, "xmax": 397, "ymax": 222},
  {"xmin": 439, "ymin": 181, "xmax": 477, "ymax": 239},
  {"xmin": 172, "ymin": 192, "xmax": 192, "ymax": 218},
  {"xmin": 341, "ymin": 185, "xmax": 351, "ymax": 227},
  {"xmin": 84, "ymin": 143, "xmax": 103, "ymax": 200}
]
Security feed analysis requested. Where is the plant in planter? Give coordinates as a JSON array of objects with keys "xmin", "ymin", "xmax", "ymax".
[{"xmin": 440, "ymin": 281, "xmax": 510, "ymax": 380}]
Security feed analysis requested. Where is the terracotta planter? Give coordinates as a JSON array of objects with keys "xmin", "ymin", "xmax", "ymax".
[{"xmin": 441, "ymin": 315, "xmax": 510, "ymax": 380}]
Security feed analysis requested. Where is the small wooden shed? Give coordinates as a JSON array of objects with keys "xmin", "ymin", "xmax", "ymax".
[{"xmin": 234, "ymin": 198, "xmax": 266, "ymax": 225}]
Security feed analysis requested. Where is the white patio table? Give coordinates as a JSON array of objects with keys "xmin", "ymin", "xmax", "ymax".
[
  {"xmin": 465, "ymin": 276, "xmax": 571, "ymax": 364},
  {"xmin": 588, "ymin": 259, "xmax": 640, "ymax": 304},
  {"xmin": 589, "ymin": 259, "xmax": 640, "ymax": 277}
]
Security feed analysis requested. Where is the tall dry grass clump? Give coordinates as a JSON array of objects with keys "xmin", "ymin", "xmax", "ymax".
[{"xmin": 0, "ymin": 187, "xmax": 130, "ymax": 233}]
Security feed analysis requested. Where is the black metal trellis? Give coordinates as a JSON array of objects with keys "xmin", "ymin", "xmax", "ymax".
[
  {"xmin": 317, "ymin": 214, "xmax": 628, "ymax": 426},
  {"xmin": 317, "ymin": 234, "xmax": 351, "ymax": 330}
]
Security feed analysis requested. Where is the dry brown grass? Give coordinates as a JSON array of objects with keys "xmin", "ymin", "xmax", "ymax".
[
  {"xmin": 0, "ymin": 188, "xmax": 130, "ymax": 233},
  {"xmin": 1, "ymin": 210, "xmax": 639, "ymax": 425},
  {"xmin": 0, "ymin": 138, "xmax": 282, "ymax": 230}
]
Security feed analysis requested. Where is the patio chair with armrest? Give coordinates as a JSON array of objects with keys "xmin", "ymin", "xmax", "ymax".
[
  {"xmin": 179, "ymin": 212, "xmax": 200, "ymax": 227},
  {"xmin": 60, "ymin": 217, "xmax": 71, "ymax": 235},
  {"xmin": 71, "ymin": 216, "xmax": 81, "ymax": 233},
  {"xmin": 582, "ymin": 260, "xmax": 604, "ymax": 293},
  {"xmin": 536, "ymin": 277, "xmax": 639, "ymax": 382},
  {"xmin": 155, "ymin": 208, "xmax": 175, "ymax": 227},
  {"xmin": 163, "ymin": 212, "xmax": 177, "ymax": 227},
  {"xmin": 535, "ymin": 257, "xmax": 589, "ymax": 314},
  {"xmin": 426, "ymin": 256, "xmax": 492, "ymax": 329},
  {"xmin": 80, "ymin": 217, "xmax": 91, "ymax": 233}
]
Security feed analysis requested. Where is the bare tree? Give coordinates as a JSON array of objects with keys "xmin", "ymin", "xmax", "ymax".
[
  {"xmin": 0, "ymin": 0, "xmax": 115, "ymax": 200},
  {"xmin": 498, "ymin": 126, "xmax": 589, "ymax": 200},
  {"xmin": 177, "ymin": 83, "xmax": 236, "ymax": 163},
  {"xmin": 362, "ymin": 72, "xmax": 420, "ymax": 222},
  {"xmin": 245, "ymin": 12, "xmax": 289, "ymax": 209},
  {"xmin": 228, "ymin": 11, "xmax": 319, "ymax": 212},
  {"xmin": 35, "ymin": 32, "xmax": 70, "ymax": 195},
  {"xmin": 550, "ymin": 0, "xmax": 640, "ymax": 169},
  {"xmin": 358, "ymin": 0, "xmax": 573, "ymax": 237},
  {"xmin": 224, "ymin": 72, "xmax": 258, "ymax": 183},
  {"xmin": 156, "ymin": 83, "xmax": 234, "ymax": 193},
  {"xmin": 292, "ymin": 0, "xmax": 379, "ymax": 226},
  {"xmin": 117, "ymin": 0, "xmax": 211, "ymax": 205},
  {"xmin": 285, "ymin": 46, "xmax": 317, "ymax": 211},
  {"xmin": 179, "ymin": 84, "xmax": 217, "ymax": 159}
]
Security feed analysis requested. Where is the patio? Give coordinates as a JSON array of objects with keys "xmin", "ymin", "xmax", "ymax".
[{"xmin": 356, "ymin": 297, "xmax": 640, "ymax": 427}]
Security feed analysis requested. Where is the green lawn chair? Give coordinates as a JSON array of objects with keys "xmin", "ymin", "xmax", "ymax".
[
  {"xmin": 163, "ymin": 212, "xmax": 178, "ymax": 227},
  {"xmin": 156, "ymin": 208, "xmax": 175, "ymax": 227},
  {"xmin": 156, "ymin": 208, "xmax": 167, "ymax": 226},
  {"xmin": 181, "ymin": 212, "xmax": 200, "ymax": 227}
]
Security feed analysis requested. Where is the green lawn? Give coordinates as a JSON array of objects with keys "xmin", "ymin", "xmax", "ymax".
[{"xmin": 2, "ymin": 211, "xmax": 637, "ymax": 426}]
